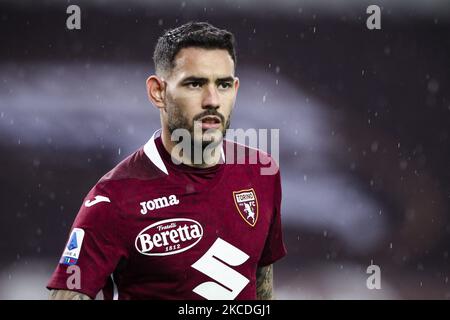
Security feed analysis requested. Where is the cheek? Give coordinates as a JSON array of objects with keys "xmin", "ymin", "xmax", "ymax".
[
  {"xmin": 220, "ymin": 94, "xmax": 236, "ymax": 113},
  {"xmin": 171, "ymin": 94, "xmax": 200, "ymax": 118}
]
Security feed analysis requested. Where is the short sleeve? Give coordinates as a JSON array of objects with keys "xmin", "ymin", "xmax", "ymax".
[
  {"xmin": 46, "ymin": 184, "xmax": 128, "ymax": 299},
  {"xmin": 258, "ymin": 170, "xmax": 287, "ymax": 267}
]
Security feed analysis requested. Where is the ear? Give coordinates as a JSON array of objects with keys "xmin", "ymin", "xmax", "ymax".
[
  {"xmin": 234, "ymin": 76, "xmax": 240, "ymax": 94},
  {"xmin": 146, "ymin": 75, "xmax": 166, "ymax": 109}
]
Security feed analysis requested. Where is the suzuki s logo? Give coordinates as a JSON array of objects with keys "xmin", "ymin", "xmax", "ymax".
[
  {"xmin": 135, "ymin": 218, "xmax": 203, "ymax": 256},
  {"xmin": 191, "ymin": 238, "xmax": 250, "ymax": 300}
]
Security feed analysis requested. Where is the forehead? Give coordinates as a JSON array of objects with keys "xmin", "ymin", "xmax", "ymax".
[{"xmin": 170, "ymin": 47, "xmax": 235, "ymax": 79}]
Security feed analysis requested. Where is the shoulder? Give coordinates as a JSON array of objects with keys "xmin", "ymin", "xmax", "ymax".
[
  {"xmin": 81, "ymin": 145, "xmax": 168, "ymax": 210},
  {"xmin": 95, "ymin": 146, "xmax": 167, "ymax": 190},
  {"xmin": 223, "ymin": 139, "xmax": 280, "ymax": 177},
  {"xmin": 101, "ymin": 147, "xmax": 166, "ymax": 183}
]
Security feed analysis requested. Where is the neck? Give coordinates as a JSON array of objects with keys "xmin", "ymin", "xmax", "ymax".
[{"xmin": 160, "ymin": 126, "xmax": 222, "ymax": 168}]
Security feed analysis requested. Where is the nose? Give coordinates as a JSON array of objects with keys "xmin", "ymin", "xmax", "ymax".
[{"xmin": 202, "ymin": 84, "xmax": 220, "ymax": 110}]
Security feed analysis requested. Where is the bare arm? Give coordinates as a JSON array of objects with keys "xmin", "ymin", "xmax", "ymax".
[
  {"xmin": 256, "ymin": 264, "xmax": 273, "ymax": 300},
  {"xmin": 49, "ymin": 289, "xmax": 91, "ymax": 300}
]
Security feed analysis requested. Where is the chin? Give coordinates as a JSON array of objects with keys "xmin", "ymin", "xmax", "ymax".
[{"xmin": 203, "ymin": 130, "xmax": 224, "ymax": 140}]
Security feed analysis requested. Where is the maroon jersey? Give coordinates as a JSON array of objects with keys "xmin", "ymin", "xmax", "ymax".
[{"xmin": 47, "ymin": 129, "xmax": 286, "ymax": 300}]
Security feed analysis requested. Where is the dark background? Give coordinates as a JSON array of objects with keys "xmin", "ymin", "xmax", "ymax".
[{"xmin": 0, "ymin": 0, "xmax": 449, "ymax": 299}]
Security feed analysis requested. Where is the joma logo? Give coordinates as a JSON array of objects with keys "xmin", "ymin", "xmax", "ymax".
[{"xmin": 140, "ymin": 194, "xmax": 179, "ymax": 215}]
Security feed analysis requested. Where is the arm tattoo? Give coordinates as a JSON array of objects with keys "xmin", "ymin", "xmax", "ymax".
[
  {"xmin": 256, "ymin": 265, "xmax": 273, "ymax": 300},
  {"xmin": 49, "ymin": 289, "xmax": 91, "ymax": 300}
]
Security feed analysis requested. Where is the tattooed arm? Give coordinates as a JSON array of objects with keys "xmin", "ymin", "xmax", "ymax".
[
  {"xmin": 49, "ymin": 289, "xmax": 91, "ymax": 300},
  {"xmin": 256, "ymin": 264, "xmax": 273, "ymax": 300}
]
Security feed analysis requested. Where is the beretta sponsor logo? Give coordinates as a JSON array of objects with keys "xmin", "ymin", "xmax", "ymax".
[{"xmin": 135, "ymin": 218, "xmax": 203, "ymax": 256}]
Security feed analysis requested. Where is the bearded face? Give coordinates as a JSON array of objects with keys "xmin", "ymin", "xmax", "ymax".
[{"xmin": 161, "ymin": 48, "xmax": 238, "ymax": 154}]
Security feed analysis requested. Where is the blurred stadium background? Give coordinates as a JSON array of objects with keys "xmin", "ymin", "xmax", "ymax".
[{"xmin": 0, "ymin": 0, "xmax": 449, "ymax": 299}]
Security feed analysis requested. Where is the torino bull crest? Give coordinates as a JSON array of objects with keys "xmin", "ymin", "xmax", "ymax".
[{"xmin": 233, "ymin": 189, "xmax": 259, "ymax": 227}]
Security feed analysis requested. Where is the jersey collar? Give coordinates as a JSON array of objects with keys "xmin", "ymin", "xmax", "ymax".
[{"xmin": 143, "ymin": 129, "xmax": 225, "ymax": 175}]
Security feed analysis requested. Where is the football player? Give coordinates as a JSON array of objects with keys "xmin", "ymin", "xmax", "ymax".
[{"xmin": 48, "ymin": 21, "xmax": 286, "ymax": 300}]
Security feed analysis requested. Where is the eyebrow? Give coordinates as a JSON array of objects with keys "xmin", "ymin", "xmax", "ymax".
[{"xmin": 181, "ymin": 76, "xmax": 235, "ymax": 84}]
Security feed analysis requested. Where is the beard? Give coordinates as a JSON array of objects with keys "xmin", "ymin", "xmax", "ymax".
[{"xmin": 166, "ymin": 101, "xmax": 231, "ymax": 152}]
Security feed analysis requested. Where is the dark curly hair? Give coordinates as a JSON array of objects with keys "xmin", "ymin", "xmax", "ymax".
[{"xmin": 153, "ymin": 21, "xmax": 237, "ymax": 76}]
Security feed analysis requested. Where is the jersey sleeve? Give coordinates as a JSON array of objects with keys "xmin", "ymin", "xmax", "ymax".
[
  {"xmin": 258, "ymin": 169, "xmax": 287, "ymax": 267},
  {"xmin": 46, "ymin": 183, "xmax": 128, "ymax": 299}
]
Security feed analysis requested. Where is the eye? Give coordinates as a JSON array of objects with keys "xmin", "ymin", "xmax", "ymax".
[
  {"xmin": 186, "ymin": 82, "xmax": 202, "ymax": 88},
  {"xmin": 218, "ymin": 82, "xmax": 232, "ymax": 89}
]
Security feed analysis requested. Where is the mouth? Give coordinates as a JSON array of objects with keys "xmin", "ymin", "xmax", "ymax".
[{"xmin": 199, "ymin": 116, "xmax": 221, "ymax": 130}]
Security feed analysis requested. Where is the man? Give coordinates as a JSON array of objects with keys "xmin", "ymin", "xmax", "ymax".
[{"xmin": 48, "ymin": 21, "xmax": 286, "ymax": 300}]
